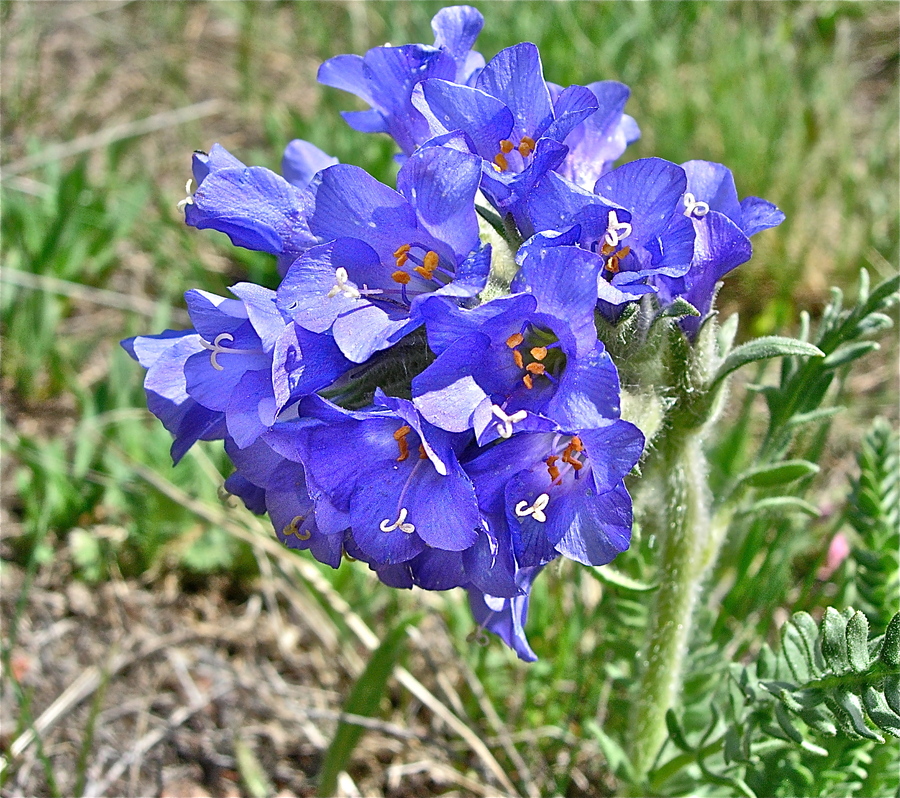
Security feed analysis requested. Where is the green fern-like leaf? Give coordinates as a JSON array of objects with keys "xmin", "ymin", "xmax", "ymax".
[
  {"xmin": 844, "ymin": 418, "xmax": 900, "ymax": 629},
  {"xmin": 761, "ymin": 610, "xmax": 900, "ymax": 744}
]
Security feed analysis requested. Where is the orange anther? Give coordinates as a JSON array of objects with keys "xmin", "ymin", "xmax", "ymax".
[
  {"xmin": 545, "ymin": 455, "xmax": 560, "ymax": 482},
  {"xmin": 570, "ymin": 436, "xmax": 584, "ymax": 451},
  {"xmin": 394, "ymin": 425, "xmax": 412, "ymax": 440},
  {"xmin": 499, "ymin": 139, "xmax": 514, "ymax": 154},
  {"xmin": 518, "ymin": 136, "xmax": 535, "ymax": 157},
  {"xmin": 513, "ymin": 349, "xmax": 524, "ymax": 369},
  {"xmin": 618, "ymin": 246, "xmax": 631, "ymax": 258},
  {"xmin": 523, "ymin": 374, "xmax": 534, "ymax": 390},
  {"xmin": 506, "ymin": 333, "xmax": 524, "ymax": 348},
  {"xmin": 601, "ymin": 241, "xmax": 616, "ymax": 256},
  {"xmin": 419, "ymin": 444, "xmax": 427, "ymax": 459},
  {"xmin": 423, "ymin": 250, "xmax": 439, "ymax": 269},
  {"xmin": 606, "ymin": 256, "xmax": 620, "ymax": 274},
  {"xmin": 392, "ymin": 270, "xmax": 411, "ymax": 284},
  {"xmin": 395, "ymin": 253, "xmax": 409, "ymax": 267},
  {"xmin": 394, "ymin": 424, "xmax": 412, "ymax": 462},
  {"xmin": 530, "ymin": 346, "xmax": 547, "ymax": 361},
  {"xmin": 393, "ymin": 244, "xmax": 411, "ymax": 258},
  {"xmin": 494, "ymin": 152, "xmax": 509, "ymax": 171},
  {"xmin": 525, "ymin": 362, "xmax": 546, "ymax": 375}
]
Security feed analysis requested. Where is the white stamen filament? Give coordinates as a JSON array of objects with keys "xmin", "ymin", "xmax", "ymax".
[
  {"xmin": 604, "ymin": 210, "xmax": 633, "ymax": 248},
  {"xmin": 683, "ymin": 192, "xmax": 710, "ymax": 218},
  {"xmin": 491, "ymin": 405, "xmax": 528, "ymax": 439},
  {"xmin": 326, "ymin": 267, "xmax": 361, "ymax": 300},
  {"xmin": 176, "ymin": 179, "xmax": 194, "ymax": 210},
  {"xmin": 199, "ymin": 332, "xmax": 260, "ymax": 371},
  {"xmin": 379, "ymin": 507, "xmax": 416, "ymax": 534},
  {"xmin": 514, "ymin": 493, "xmax": 550, "ymax": 523}
]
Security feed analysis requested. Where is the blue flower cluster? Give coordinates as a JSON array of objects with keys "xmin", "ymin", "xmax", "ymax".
[{"xmin": 124, "ymin": 7, "xmax": 783, "ymax": 661}]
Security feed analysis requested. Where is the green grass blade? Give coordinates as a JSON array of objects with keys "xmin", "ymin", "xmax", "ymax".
[{"xmin": 317, "ymin": 612, "xmax": 422, "ymax": 797}]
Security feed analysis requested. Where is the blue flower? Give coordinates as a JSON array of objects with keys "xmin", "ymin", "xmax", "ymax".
[
  {"xmin": 317, "ymin": 6, "xmax": 485, "ymax": 155},
  {"xmin": 122, "ymin": 282, "xmax": 352, "ymax": 458},
  {"xmin": 468, "ymin": 565, "xmax": 543, "ymax": 662},
  {"xmin": 525, "ymin": 158, "xmax": 695, "ymax": 309},
  {"xmin": 225, "ymin": 435, "xmax": 346, "ymax": 568},
  {"xmin": 412, "ymin": 239, "xmax": 621, "ymax": 440},
  {"xmin": 276, "ymin": 145, "xmax": 488, "ymax": 363},
  {"xmin": 182, "ymin": 143, "xmax": 327, "ymax": 275},
  {"xmin": 465, "ymin": 420, "xmax": 643, "ymax": 569},
  {"xmin": 265, "ymin": 391, "xmax": 484, "ymax": 566},
  {"xmin": 412, "ymin": 42, "xmax": 598, "ymax": 220},
  {"xmin": 653, "ymin": 160, "xmax": 785, "ymax": 335},
  {"xmin": 551, "ymin": 80, "xmax": 641, "ymax": 190}
]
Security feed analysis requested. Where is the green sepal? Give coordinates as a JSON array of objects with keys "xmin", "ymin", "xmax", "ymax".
[
  {"xmin": 657, "ymin": 296, "xmax": 700, "ymax": 320},
  {"xmin": 821, "ymin": 341, "xmax": 880, "ymax": 370}
]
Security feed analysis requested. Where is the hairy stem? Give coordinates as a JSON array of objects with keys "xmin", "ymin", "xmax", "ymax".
[{"xmin": 626, "ymin": 430, "xmax": 712, "ymax": 789}]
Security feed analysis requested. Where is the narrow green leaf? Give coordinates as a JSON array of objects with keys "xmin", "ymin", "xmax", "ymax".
[
  {"xmin": 821, "ymin": 341, "xmax": 880, "ymax": 370},
  {"xmin": 712, "ymin": 336, "xmax": 824, "ymax": 387},
  {"xmin": 585, "ymin": 720, "xmax": 636, "ymax": 783},
  {"xmin": 862, "ymin": 686, "xmax": 900, "ymax": 738},
  {"xmin": 745, "ymin": 496, "xmax": 820, "ymax": 517},
  {"xmin": 757, "ymin": 643, "xmax": 777, "ymax": 679},
  {"xmin": 739, "ymin": 459, "xmax": 820, "ymax": 489},
  {"xmin": 587, "ymin": 565, "xmax": 657, "ymax": 593},
  {"xmin": 784, "ymin": 406, "xmax": 843, "ymax": 429},
  {"xmin": 775, "ymin": 701, "xmax": 803, "ymax": 743},
  {"xmin": 885, "ymin": 674, "xmax": 900, "ymax": 716},
  {"xmin": 782, "ymin": 617, "xmax": 814, "ymax": 684},
  {"xmin": 234, "ymin": 738, "xmax": 274, "ymax": 798},
  {"xmin": 821, "ymin": 607, "xmax": 850, "ymax": 674},
  {"xmin": 846, "ymin": 611, "xmax": 871, "ymax": 673},
  {"xmin": 317, "ymin": 614, "xmax": 420, "ymax": 797},
  {"xmin": 879, "ymin": 613, "xmax": 900, "ymax": 668},
  {"xmin": 665, "ymin": 708, "xmax": 694, "ymax": 752},
  {"xmin": 833, "ymin": 688, "xmax": 884, "ymax": 742}
]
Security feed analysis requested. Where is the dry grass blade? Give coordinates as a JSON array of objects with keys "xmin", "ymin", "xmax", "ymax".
[
  {"xmin": 83, "ymin": 683, "xmax": 234, "ymax": 798},
  {"xmin": 1, "ymin": 100, "xmax": 224, "ymax": 178},
  {"xmin": 0, "ymin": 624, "xmax": 253, "ymax": 777}
]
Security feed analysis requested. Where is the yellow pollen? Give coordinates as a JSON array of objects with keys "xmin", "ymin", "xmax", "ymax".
[
  {"xmin": 499, "ymin": 139, "xmax": 514, "ymax": 154},
  {"xmin": 530, "ymin": 346, "xmax": 547, "ymax": 361},
  {"xmin": 523, "ymin": 374, "xmax": 534, "ymax": 390},
  {"xmin": 513, "ymin": 349, "xmax": 524, "ymax": 369},
  {"xmin": 518, "ymin": 136, "xmax": 536, "ymax": 157},
  {"xmin": 392, "ymin": 270, "xmax": 411, "ymax": 284},
  {"xmin": 395, "ymin": 252, "xmax": 409, "ymax": 268},
  {"xmin": 506, "ymin": 332, "xmax": 524, "ymax": 348},
  {"xmin": 494, "ymin": 152, "xmax": 509, "ymax": 171},
  {"xmin": 525, "ymin": 362, "xmax": 546, "ymax": 375},
  {"xmin": 393, "ymin": 244, "xmax": 411, "ymax": 258}
]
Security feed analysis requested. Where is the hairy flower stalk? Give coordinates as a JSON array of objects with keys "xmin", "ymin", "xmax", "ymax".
[{"xmin": 627, "ymin": 428, "xmax": 712, "ymax": 787}]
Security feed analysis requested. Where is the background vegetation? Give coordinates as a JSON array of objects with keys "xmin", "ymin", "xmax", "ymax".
[{"xmin": 2, "ymin": 2, "xmax": 897, "ymax": 796}]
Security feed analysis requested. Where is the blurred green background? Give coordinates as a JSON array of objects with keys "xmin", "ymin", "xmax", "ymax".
[{"xmin": 1, "ymin": 2, "xmax": 897, "ymax": 795}]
